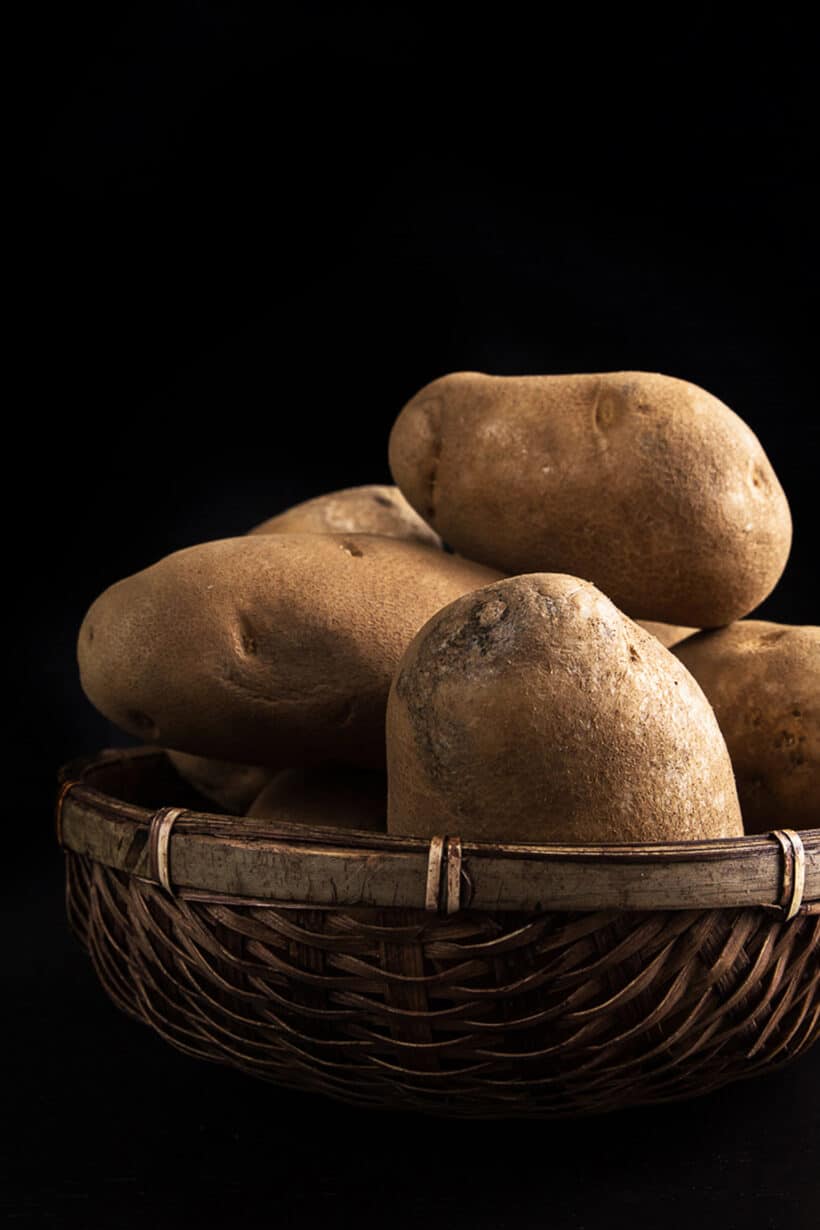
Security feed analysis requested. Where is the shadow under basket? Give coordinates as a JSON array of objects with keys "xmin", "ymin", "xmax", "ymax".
[{"xmin": 57, "ymin": 747, "xmax": 819, "ymax": 1119}]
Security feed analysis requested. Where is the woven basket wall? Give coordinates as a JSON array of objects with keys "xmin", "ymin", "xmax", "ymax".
[{"xmin": 58, "ymin": 748, "xmax": 820, "ymax": 1119}]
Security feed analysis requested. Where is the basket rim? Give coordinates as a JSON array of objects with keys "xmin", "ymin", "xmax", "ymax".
[{"xmin": 56, "ymin": 746, "xmax": 820, "ymax": 915}]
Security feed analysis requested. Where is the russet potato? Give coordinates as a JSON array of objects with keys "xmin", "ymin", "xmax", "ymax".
[
  {"xmin": 78, "ymin": 533, "xmax": 501, "ymax": 770},
  {"xmin": 162, "ymin": 486, "xmax": 442, "ymax": 801},
  {"xmin": 674, "ymin": 621, "xmax": 819, "ymax": 832},
  {"xmin": 247, "ymin": 764, "xmax": 386, "ymax": 831},
  {"xmin": 636, "ymin": 620, "xmax": 698, "ymax": 650},
  {"xmin": 388, "ymin": 371, "xmax": 791, "ymax": 627},
  {"xmin": 387, "ymin": 574, "xmax": 744, "ymax": 843},
  {"xmin": 166, "ymin": 750, "xmax": 272, "ymax": 814},
  {"xmin": 248, "ymin": 483, "xmax": 442, "ymax": 549}
]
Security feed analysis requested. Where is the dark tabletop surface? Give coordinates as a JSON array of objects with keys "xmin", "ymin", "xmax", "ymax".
[{"xmin": 15, "ymin": 6, "xmax": 817, "ymax": 1227}]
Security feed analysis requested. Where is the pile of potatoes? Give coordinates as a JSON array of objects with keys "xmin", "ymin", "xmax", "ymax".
[{"xmin": 78, "ymin": 371, "xmax": 819, "ymax": 842}]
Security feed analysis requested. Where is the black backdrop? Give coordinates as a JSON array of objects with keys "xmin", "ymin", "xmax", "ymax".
[{"xmin": 11, "ymin": 7, "xmax": 818, "ymax": 1228}]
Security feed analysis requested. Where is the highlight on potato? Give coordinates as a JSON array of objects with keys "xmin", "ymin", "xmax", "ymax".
[{"xmin": 248, "ymin": 483, "xmax": 442, "ymax": 549}]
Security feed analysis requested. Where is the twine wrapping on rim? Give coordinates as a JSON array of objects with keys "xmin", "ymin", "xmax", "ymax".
[
  {"xmin": 424, "ymin": 836, "xmax": 445, "ymax": 911},
  {"xmin": 425, "ymin": 835, "xmax": 468, "ymax": 914},
  {"xmin": 147, "ymin": 807, "xmax": 187, "ymax": 894},
  {"xmin": 772, "ymin": 828, "xmax": 807, "ymax": 920}
]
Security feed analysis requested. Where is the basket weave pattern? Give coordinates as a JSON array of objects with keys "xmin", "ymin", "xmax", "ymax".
[{"xmin": 65, "ymin": 848, "xmax": 820, "ymax": 1118}]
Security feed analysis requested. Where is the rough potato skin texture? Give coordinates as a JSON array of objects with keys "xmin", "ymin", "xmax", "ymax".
[
  {"xmin": 636, "ymin": 620, "xmax": 698, "ymax": 650},
  {"xmin": 247, "ymin": 765, "xmax": 386, "ymax": 831},
  {"xmin": 159, "ymin": 486, "xmax": 442, "ymax": 792},
  {"xmin": 78, "ymin": 534, "xmax": 501, "ymax": 770},
  {"xmin": 674, "ymin": 621, "xmax": 820, "ymax": 833},
  {"xmin": 166, "ymin": 750, "xmax": 272, "ymax": 814},
  {"xmin": 248, "ymin": 484, "xmax": 442, "ymax": 550},
  {"xmin": 387, "ymin": 574, "xmax": 743, "ymax": 843},
  {"xmin": 388, "ymin": 372, "xmax": 792, "ymax": 627}
]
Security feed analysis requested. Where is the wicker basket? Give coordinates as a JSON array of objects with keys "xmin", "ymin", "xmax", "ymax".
[{"xmin": 57, "ymin": 746, "xmax": 819, "ymax": 1119}]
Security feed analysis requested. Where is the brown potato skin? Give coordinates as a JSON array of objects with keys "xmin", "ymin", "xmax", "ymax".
[
  {"xmin": 674, "ymin": 621, "xmax": 820, "ymax": 833},
  {"xmin": 636, "ymin": 620, "xmax": 698, "ymax": 650},
  {"xmin": 161, "ymin": 487, "xmax": 441, "ymax": 798},
  {"xmin": 166, "ymin": 750, "xmax": 272, "ymax": 814},
  {"xmin": 162, "ymin": 487, "xmax": 441, "ymax": 798},
  {"xmin": 78, "ymin": 533, "xmax": 501, "ymax": 770},
  {"xmin": 388, "ymin": 371, "xmax": 791, "ymax": 627},
  {"xmin": 248, "ymin": 484, "xmax": 442, "ymax": 549},
  {"xmin": 387, "ymin": 574, "xmax": 743, "ymax": 844},
  {"xmin": 247, "ymin": 765, "xmax": 386, "ymax": 831}
]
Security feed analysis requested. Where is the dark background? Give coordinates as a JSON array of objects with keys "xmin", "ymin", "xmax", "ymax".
[{"xmin": 10, "ymin": 6, "xmax": 817, "ymax": 1228}]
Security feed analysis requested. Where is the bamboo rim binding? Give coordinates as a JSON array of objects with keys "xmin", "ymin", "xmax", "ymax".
[
  {"xmin": 53, "ymin": 755, "xmax": 819, "ymax": 916},
  {"xmin": 127, "ymin": 802, "xmax": 809, "ymax": 918},
  {"xmin": 424, "ymin": 835, "xmax": 471, "ymax": 913},
  {"xmin": 146, "ymin": 807, "xmax": 186, "ymax": 894},
  {"xmin": 146, "ymin": 812, "xmax": 474, "ymax": 913},
  {"xmin": 773, "ymin": 828, "xmax": 807, "ymax": 920}
]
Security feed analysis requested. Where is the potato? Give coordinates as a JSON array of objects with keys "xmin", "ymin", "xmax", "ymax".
[
  {"xmin": 248, "ymin": 484, "xmax": 442, "ymax": 549},
  {"xmin": 387, "ymin": 574, "xmax": 743, "ymax": 843},
  {"xmin": 674, "ymin": 621, "xmax": 819, "ymax": 833},
  {"xmin": 166, "ymin": 750, "xmax": 272, "ymax": 814},
  {"xmin": 388, "ymin": 371, "xmax": 791, "ymax": 627},
  {"xmin": 636, "ymin": 620, "xmax": 698, "ymax": 650},
  {"xmin": 78, "ymin": 533, "xmax": 501, "ymax": 770},
  {"xmin": 247, "ymin": 765, "xmax": 386, "ymax": 831},
  {"xmin": 160, "ymin": 487, "xmax": 442, "ymax": 803}
]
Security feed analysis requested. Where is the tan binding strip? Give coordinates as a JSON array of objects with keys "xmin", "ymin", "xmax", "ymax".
[
  {"xmin": 446, "ymin": 836, "xmax": 463, "ymax": 914},
  {"xmin": 772, "ymin": 828, "xmax": 807, "ymax": 920},
  {"xmin": 148, "ymin": 807, "xmax": 187, "ymax": 894},
  {"xmin": 425, "ymin": 836, "xmax": 445, "ymax": 912}
]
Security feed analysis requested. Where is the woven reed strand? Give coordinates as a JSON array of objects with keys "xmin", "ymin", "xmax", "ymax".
[{"xmin": 65, "ymin": 851, "xmax": 820, "ymax": 1119}]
